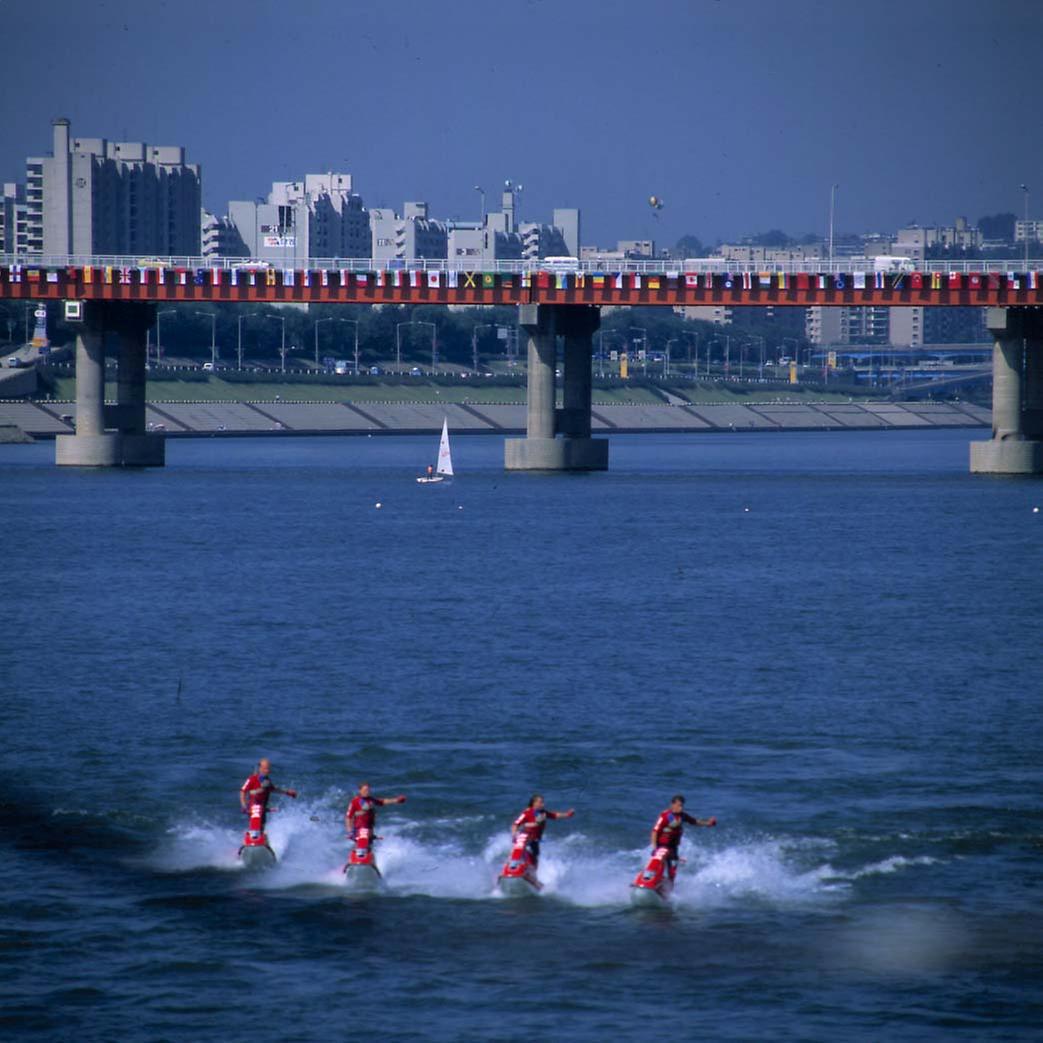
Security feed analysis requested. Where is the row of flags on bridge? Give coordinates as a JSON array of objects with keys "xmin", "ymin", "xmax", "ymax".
[{"xmin": 1, "ymin": 264, "xmax": 1041, "ymax": 292}]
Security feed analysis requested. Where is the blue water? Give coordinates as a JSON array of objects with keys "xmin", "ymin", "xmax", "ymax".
[{"xmin": 2, "ymin": 430, "xmax": 1042, "ymax": 1041}]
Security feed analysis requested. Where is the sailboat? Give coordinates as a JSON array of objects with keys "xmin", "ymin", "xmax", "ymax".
[{"xmin": 417, "ymin": 418, "xmax": 453, "ymax": 483}]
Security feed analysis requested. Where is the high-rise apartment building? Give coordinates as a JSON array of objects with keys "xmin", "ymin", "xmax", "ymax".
[
  {"xmin": 228, "ymin": 173, "xmax": 370, "ymax": 262},
  {"xmin": 371, "ymin": 202, "xmax": 447, "ymax": 262},
  {"xmin": 22, "ymin": 118, "xmax": 201, "ymax": 256}
]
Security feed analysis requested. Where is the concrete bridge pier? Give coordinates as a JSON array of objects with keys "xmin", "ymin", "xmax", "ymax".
[
  {"xmin": 56, "ymin": 301, "xmax": 163, "ymax": 467},
  {"xmin": 970, "ymin": 307, "xmax": 1043, "ymax": 474},
  {"xmin": 505, "ymin": 304, "xmax": 607, "ymax": 471}
]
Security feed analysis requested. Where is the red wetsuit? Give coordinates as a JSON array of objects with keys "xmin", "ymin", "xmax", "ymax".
[
  {"xmin": 345, "ymin": 795, "xmax": 393, "ymax": 837},
  {"xmin": 512, "ymin": 807, "xmax": 567, "ymax": 865},
  {"xmin": 652, "ymin": 808, "xmax": 699, "ymax": 879}
]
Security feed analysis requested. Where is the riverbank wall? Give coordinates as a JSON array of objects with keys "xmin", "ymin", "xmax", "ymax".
[{"xmin": 0, "ymin": 399, "xmax": 990, "ymax": 440}]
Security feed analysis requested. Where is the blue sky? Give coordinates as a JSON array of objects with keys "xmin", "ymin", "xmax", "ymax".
[{"xmin": 2, "ymin": 0, "xmax": 1040, "ymax": 248}]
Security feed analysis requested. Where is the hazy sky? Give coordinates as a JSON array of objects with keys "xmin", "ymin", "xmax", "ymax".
[{"xmin": 2, "ymin": 0, "xmax": 1041, "ymax": 248}]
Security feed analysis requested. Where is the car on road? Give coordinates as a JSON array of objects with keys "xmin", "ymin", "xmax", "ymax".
[{"xmin": 6, "ymin": 356, "xmax": 24, "ymax": 368}]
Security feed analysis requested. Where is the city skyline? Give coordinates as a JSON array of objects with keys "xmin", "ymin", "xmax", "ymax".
[{"xmin": 3, "ymin": 0, "xmax": 1041, "ymax": 248}]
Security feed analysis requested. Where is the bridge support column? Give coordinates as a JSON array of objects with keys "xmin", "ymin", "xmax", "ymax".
[
  {"xmin": 114, "ymin": 303, "xmax": 163, "ymax": 467},
  {"xmin": 56, "ymin": 301, "xmax": 164, "ymax": 467},
  {"xmin": 970, "ymin": 307, "xmax": 1043, "ymax": 474},
  {"xmin": 505, "ymin": 304, "xmax": 607, "ymax": 471}
]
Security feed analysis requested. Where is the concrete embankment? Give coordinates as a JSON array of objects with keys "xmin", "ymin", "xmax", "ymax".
[{"xmin": 0, "ymin": 398, "xmax": 990, "ymax": 439}]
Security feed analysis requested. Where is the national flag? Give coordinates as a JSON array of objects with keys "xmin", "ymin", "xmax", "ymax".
[
  {"xmin": 817, "ymin": 274, "xmax": 827, "ymax": 289},
  {"xmin": 910, "ymin": 272, "xmax": 924, "ymax": 289},
  {"xmin": 795, "ymin": 273, "xmax": 809, "ymax": 289},
  {"xmin": 631, "ymin": 273, "xmax": 641, "ymax": 289},
  {"xmin": 302, "ymin": 270, "xmax": 311, "ymax": 287},
  {"xmin": 375, "ymin": 270, "xmax": 386, "ymax": 287},
  {"xmin": 948, "ymin": 272, "xmax": 962, "ymax": 289},
  {"xmin": 428, "ymin": 271, "xmax": 441, "ymax": 288},
  {"xmin": 104, "ymin": 266, "xmax": 114, "ymax": 284},
  {"xmin": 520, "ymin": 271, "xmax": 531, "ymax": 288},
  {"xmin": 501, "ymin": 274, "xmax": 514, "ymax": 288},
  {"xmin": 463, "ymin": 272, "xmax": 478, "ymax": 289},
  {"xmin": 834, "ymin": 274, "xmax": 846, "ymax": 289},
  {"xmin": 987, "ymin": 273, "xmax": 1000, "ymax": 289},
  {"xmin": 1007, "ymin": 271, "xmax": 1020, "ymax": 289},
  {"xmin": 874, "ymin": 271, "xmax": 885, "ymax": 289},
  {"xmin": 647, "ymin": 276, "xmax": 660, "ymax": 290},
  {"xmin": 283, "ymin": 269, "xmax": 295, "ymax": 287},
  {"xmin": 390, "ymin": 270, "xmax": 402, "ymax": 287},
  {"xmin": 447, "ymin": 270, "xmax": 459, "ymax": 288},
  {"xmin": 666, "ymin": 271, "xmax": 680, "ymax": 281},
  {"xmin": 8, "ymin": 264, "xmax": 21, "ymax": 283},
  {"xmin": 321, "ymin": 269, "xmax": 329, "ymax": 287},
  {"xmin": 47, "ymin": 270, "xmax": 59, "ymax": 283},
  {"xmin": 574, "ymin": 273, "xmax": 585, "ymax": 289},
  {"xmin": 968, "ymin": 272, "xmax": 982, "ymax": 289},
  {"xmin": 117, "ymin": 266, "xmax": 131, "ymax": 284},
  {"xmin": 66, "ymin": 266, "xmax": 78, "ymax": 280},
  {"xmin": 777, "ymin": 272, "xmax": 788, "ymax": 289},
  {"xmin": 929, "ymin": 272, "xmax": 941, "ymax": 290},
  {"xmin": 248, "ymin": 271, "xmax": 257, "ymax": 286},
  {"xmin": 853, "ymin": 271, "xmax": 866, "ymax": 290},
  {"xmin": 410, "ymin": 270, "xmax": 421, "ymax": 288},
  {"xmin": 82, "ymin": 266, "xmax": 92, "ymax": 284},
  {"xmin": 613, "ymin": 272, "xmax": 624, "ymax": 289},
  {"xmin": 742, "ymin": 272, "xmax": 753, "ymax": 290},
  {"xmin": 177, "ymin": 269, "xmax": 188, "ymax": 286},
  {"xmin": 356, "ymin": 273, "xmax": 369, "ymax": 285},
  {"xmin": 26, "ymin": 268, "xmax": 41, "ymax": 281},
  {"xmin": 340, "ymin": 268, "xmax": 352, "ymax": 285},
  {"xmin": 593, "ymin": 274, "xmax": 607, "ymax": 289},
  {"xmin": 703, "ymin": 273, "xmax": 714, "ymax": 289},
  {"xmin": 758, "ymin": 272, "xmax": 771, "ymax": 288},
  {"xmin": 483, "ymin": 273, "xmax": 496, "ymax": 288},
  {"xmin": 211, "ymin": 267, "xmax": 222, "ymax": 286},
  {"xmin": 685, "ymin": 273, "xmax": 699, "ymax": 287},
  {"xmin": 724, "ymin": 273, "xmax": 734, "ymax": 289},
  {"xmin": 138, "ymin": 267, "xmax": 150, "ymax": 283},
  {"xmin": 1028, "ymin": 271, "xmax": 1039, "ymax": 289}
]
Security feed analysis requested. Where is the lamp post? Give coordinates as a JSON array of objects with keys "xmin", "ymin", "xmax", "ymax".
[
  {"xmin": 665, "ymin": 338, "xmax": 678, "ymax": 379},
  {"xmin": 156, "ymin": 309, "xmax": 176, "ymax": 366},
  {"xmin": 1022, "ymin": 185, "xmax": 1030, "ymax": 271},
  {"xmin": 314, "ymin": 317, "xmax": 360, "ymax": 373},
  {"xmin": 237, "ymin": 312, "xmax": 263, "ymax": 371},
  {"xmin": 628, "ymin": 326, "xmax": 647, "ymax": 375},
  {"xmin": 474, "ymin": 185, "xmax": 485, "ymax": 224},
  {"xmin": 254, "ymin": 313, "xmax": 285, "ymax": 372},
  {"xmin": 194, "ymin": 311, "xmax": 217, "ymax": 368},
  {"xmin": 472, "ymin": 323, "xmax": 494, "ymax": 374},
  {"xmin": 828, "ymin": 183, "xmax": 838, "ymax": 270},
  {"xmin": 396, "ymin": 320, "xmax": 436, "ymax": 372}
]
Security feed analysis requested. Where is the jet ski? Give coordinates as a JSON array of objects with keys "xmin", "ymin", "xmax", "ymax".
[
  {"xmin": 497, "ymin": 833, "xmax": 543, "ymax": 897},
  {"xmin": 630, "ymin": 846, "xmax": 675, "ymax": 907},
  {"xmin": 342, "ymin": 826, "xmax": 385, "ymax": 894},
  {"xmin": 238, "ymin": 802, "xmax": 277, "ymax": 869}
]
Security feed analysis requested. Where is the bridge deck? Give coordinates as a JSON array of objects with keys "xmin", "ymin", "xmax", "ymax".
[{"xmin": 2, "ymin": 262, "xmax": 1041, "ymax": 309}]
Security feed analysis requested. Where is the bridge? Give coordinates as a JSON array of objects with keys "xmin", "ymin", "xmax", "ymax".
[{"xmin": 2, "ymin": 255, "xmax": 1042, "ymax": 473}]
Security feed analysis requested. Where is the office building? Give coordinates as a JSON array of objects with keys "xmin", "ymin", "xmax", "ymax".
[
  {"xmin": 1015, "ymin": 219, "xmax": 1042, "ymax": 244},
  {"xmin": 201, "ymin": 209, "xmax": 246, "ymax": 260},
  {"xmin": 1, "ymin": 183, "xmax": 27, "ymax": 253}
]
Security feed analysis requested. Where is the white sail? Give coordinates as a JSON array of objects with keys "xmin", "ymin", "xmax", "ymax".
[{"xmin": 436, "ymin": 418, "xmax": 453, "ymax": 476}]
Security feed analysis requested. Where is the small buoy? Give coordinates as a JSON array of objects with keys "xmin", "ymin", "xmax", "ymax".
[{"xmin": 375, "ymin": 502, "xmax": 382, "ymax": 509}]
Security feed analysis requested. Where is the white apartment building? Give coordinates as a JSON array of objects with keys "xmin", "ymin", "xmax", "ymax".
[{"xmin": 22, "ymin": 118, "xmax": 201, "ymax": 256}]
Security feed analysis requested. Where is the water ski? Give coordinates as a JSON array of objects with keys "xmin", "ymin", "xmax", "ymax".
[
  {"xmin": 239, "ymin": 835, "xmax": 277, "ymax": 869},
  {"xmin": 342, "ymin": 827, "xmax": 386, "ymax": 894},
  {"xmin": 630, "ymin": 846, "xmax": 675, "ymax": 907},
  {"xmin": 497, "ymin": 833, "xmax": 543, "ymax": 897}
]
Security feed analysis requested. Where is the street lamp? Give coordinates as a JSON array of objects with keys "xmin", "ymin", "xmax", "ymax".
[
  {"xmin": 314, "ymin": 317, "xmax": 359, "ymax": 372},
  {"xmin": 254, "ymin": 313, "xmax": 285, "ymax": 372},
  {"xmin": 628, "ymin": 326, "xmax": 647, "ymax": 375},
  {"xmin": 194, "ymin": 311, "xmax": 217, "ymax": 367},
  {"xmin": 156, "ymin": 309, "xmax": 177, "ymax": 366},
  {"xmin": 828, "ymin": 183, "xmax": 839, "ymax": 270},
  {"xmin": 396, "ymin": 320, "xmax": 437, "ymax": 372},
  {"xmin": 665, "ymin": 338, "xmax": 678, "ymax": 379},
  {"xmin": 1020, "ymin": 183, "xmax": 1030, "ymax": 269},
  {"xmin": 474, "ymin": 185, "xmax": 485, "ymax": 224},
  {"xmin": 472, "ymin": 323, "xmax": 494, "ymax": 374},
  {"xmin": 237, "ymin": 311, "xmax": 264, "ymax": 371}
]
